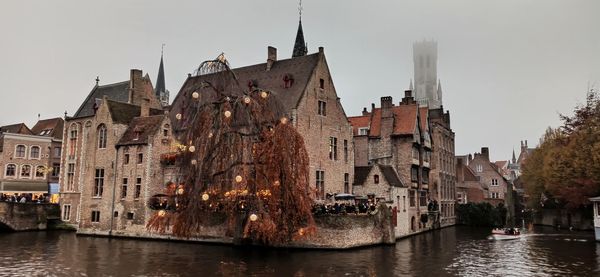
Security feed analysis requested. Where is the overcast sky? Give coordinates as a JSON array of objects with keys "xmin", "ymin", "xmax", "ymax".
[{"xmin": 1, "ymin": 0, "xmax": 599, "ymax": 161}]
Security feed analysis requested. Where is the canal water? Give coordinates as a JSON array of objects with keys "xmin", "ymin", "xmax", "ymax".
[{"xmin": 0, "ymin": 226, "xmax": 597, "ymax": 276}]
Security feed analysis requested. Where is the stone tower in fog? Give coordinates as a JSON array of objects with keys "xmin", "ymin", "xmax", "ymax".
[{"xmin": 413, "ymin": 40, "xmax": 442, "ymax": 109}]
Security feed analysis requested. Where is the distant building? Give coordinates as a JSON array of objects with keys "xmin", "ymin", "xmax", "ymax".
[
  {"xmin": 349, "ymin": 91, "xmax": 433, "ymax": 234},
  {"xmin": 461, "ymin": 147, "xmax": 509, "ymax": 204},
  {"xmin": 154, "ymin": 52, "xmax": 170, "ymax": 107},
  {"xmin": 589, "ymin": 196, "xmax": 600, "ymax": 241},
  {"xmin": 0, "ymin": 118, "xmax": 63, "ymax": 199},
  {"xmin": 413, "ymin": 40, "xmax": 442, "ymax": 109},
  {"xmin": 455, "ymin": 155, "xmax": 487, "ymax": 204}
]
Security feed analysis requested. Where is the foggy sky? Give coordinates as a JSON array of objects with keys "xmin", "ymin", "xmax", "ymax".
[{"xmin": 1, "ymin": 0, "xmax": 599, "ymax": 162}]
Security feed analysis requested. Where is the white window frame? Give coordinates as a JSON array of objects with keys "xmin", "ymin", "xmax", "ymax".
[
  {"xmin": 476, "ymin": 164, "xmax": 483, "ymax": 173},
  {"xmin": 35, "ymin": 165, "xmax": 46, "ymax": 179},
  {"xmin": 20, "ymin": 164, "xmax": 32, "ymax": 179},
  {"xmin": 4, "ymin": 164, "xmax": 17, "ymax": 178},
  {"xmin": 358, "ymin": 127, "xmax": 369, "ymax": 136},
  {"xmin": 29, "ymin": 145, "xmax": 41, "ymax": 159},
  {"xmin": 14, "ymin": 145, "xmax": 27, "ymax": 158},
  {"xmin": 62, "ymin": 204, "xmax": 71, "ymax": 221}
]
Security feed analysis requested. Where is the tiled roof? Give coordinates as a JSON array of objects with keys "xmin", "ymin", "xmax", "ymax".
[
  {"xmin": 117, "ymin": 115, "xmax": 164, "ymax": 146},
  {"xmin": 379, "ymin": 165, "xmax": 403, "ymax": 187},
  {"xmin": 348, "ymin": 115, "xmax": 370, "ymax": 136},
  {"xmin": 106, "ymin": 100, "xmax": 163, "ymax": 125},
  {"xmin": 419, "ymin": 107, "xmax": 429, "ymax": 131},
  {"xmin": 354, "ymin": 166, "xmax": 372, "ymax": 186},
  {"xmin": 0, "ymin": 123, "xmax": 32, "ymax": 135},
  {"xmin": 358, "ymin": 104, "xmax": 418, "ymax": 138},
  {"xmin": 172, "ymin": 53, "xmax": 320, "ymax": 117},
  {"xmin": 31, "ymin": 117, "xmax": 64, "ymax": 140},
  {"xmin": 73, "ymin": 81, "xmax": 130, "ymax": 118}
]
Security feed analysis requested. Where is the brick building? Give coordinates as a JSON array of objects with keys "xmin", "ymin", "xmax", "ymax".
[
  {"xmin": 349, "ymin": 91, "xmax": 433, "ymax": 233},
  {"xmin": 171, "ymin": 22, "xmax": 354, "ymax": 200},
  {"xmin": 461, "ymin": 147, "xmax": 509, "ymax": 203},
  {"xmin": 455, "ymin": 155, "xmax": 487, "ymax": 204},
  {"xmin": 0, "ymin": 118, "xmax": 63, "ymax": 198},
  {"xmin": 59, "ymin": 67, "xmax": 170, "ymax": 234}
]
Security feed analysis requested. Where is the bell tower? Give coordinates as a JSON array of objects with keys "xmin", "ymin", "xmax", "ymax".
[{"xmin": 413, "ymin": 40, "xmax": 441, "ymax": 109}]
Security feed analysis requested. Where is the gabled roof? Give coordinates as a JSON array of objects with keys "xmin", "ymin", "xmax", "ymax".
[
  {"xmin": 117, "ymin": 115, "xmax": 165, "ymax": 146},
  {"xmin": 0, "ymin": 123, "xmax": 32, "ymax": 135},
  {"xmin": 348, "ymin": 115, "xmax": 370, "ymax": 136},
  {"xmin": 462, "ymin": 165, "xmax": 479, "ymax": 182},
  {"xmin": 106, "ymin": 100, "xmax": 163, "ymax": 125},
  {"xmin": 418, "ymin": 107, "xmax": 429, "ymax": 131},
  {"xmin": 31, "ymin": 117, "xmax": 64, "ymax": 140},
  {"xmin": 354, "ymin": 166, "xmax": 372, "ymax": 186},
  {"xmin": 353, "ymin": 164, "xmax": 403, "ymax": 187},
  {"xmin": 379, "ymin": 165, "xmax": 403, "ymax": 187},
  {"xmin": 172, "ymin": 53, "xmax": 320, "ymax": 115},
  {"xmin": 74, "ymin": 81, "xmax": 130, "ymax": 118}
]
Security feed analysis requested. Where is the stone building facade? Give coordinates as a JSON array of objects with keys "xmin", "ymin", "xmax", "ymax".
[
  {"xmin": 455, "ymin": 155, "xmax": 487, "ymax": 204},
  {"xmin": 464, "ymin": 147, "xmax": 509, "ymax": 202},
  {"xmin": 428, "ymin": 107, "xmax": 456, "ymax": 226},
  {"xmin": 349, "ymin": 91, "xmax": 433, "ymax": 234},
  {"xmin": 0, "ymin": 118, "xmax": 63, "ymax": 197},
  {"xmin": 170, "ymin": 46, "xmax": 354, "ymax": 200}
]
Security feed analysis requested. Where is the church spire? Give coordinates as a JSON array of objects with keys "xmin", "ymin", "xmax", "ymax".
[
  {"xmin": 292, "ymin": 1, "xmax": 308, "ymax": 58},
  {"xmin": 512, "ymin": 149, "xmax": 517, "ymax": 164},
  {"xmin": 155, "ymin": 44, "xmax": 169, "ymax": 106}
]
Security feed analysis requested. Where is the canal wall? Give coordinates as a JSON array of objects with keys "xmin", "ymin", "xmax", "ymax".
[
  {"xmin": 77, "ymin": 205, "xmax": 396, "ymax": 249},
  {"xmin": 0, "ymin": 202, "xmax": 60, "ymax": 231},
  {"xmin": 533, "ymin": 208, "xmax": 593, "ymax": 230}
]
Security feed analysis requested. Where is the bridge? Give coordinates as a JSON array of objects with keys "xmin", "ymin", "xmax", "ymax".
[{"xmin": 0, "ymin": 202, "xmax": 60, "ymax": 231}]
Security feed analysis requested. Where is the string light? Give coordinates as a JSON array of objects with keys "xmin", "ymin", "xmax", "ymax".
[
  {"xmin": 192, "ymin": 91, "xmax": 199, "ymax": 99},
  {"xmin": 224, "ymin": 110, "xmax": 232, "ymax": 118},
  {"xmin": 274, "ymin": 180, "xmax": 280, "ymax": 187},
  {"xmin": 191, "ymin": 159, "xmax": 197, "ymax": 165},
  {"xmin": 177, "ymin": 188, "xmax": 184, "ymax": 195},
  {"xmin": 243, "ymin": 96, "xmax": 251, "ymax": 104},
  {"xmin": 235, "ymin": 175, "xmax": 243, "ymax": 183},
  {"xmin": 202, "ymin": 193, "xmax": 209, "ymax": 201},
  {"xmin": 189, "ymin": 146, "xmax": 196, "ymax": 153},
  {"xmin": 280, "ymin": 117, "xmax": 288, "ymax": 124},
  {"xmin": 208, "ymin": 132, "xmax": 213, "ymax": 138},
  {"xmin": 260, "ymin": 91, "xmax": 268, "ymax": 98},
  {"xmin": 249, "ymin": 214, "xmax": 258, "ymax": 222},
  {"xmin": 158, "ymin": 210, "xmax": 166, "ymax": 217},
  {"xmin": 175, "ymin": 113, "xmax": 182, "ymax": 120}
]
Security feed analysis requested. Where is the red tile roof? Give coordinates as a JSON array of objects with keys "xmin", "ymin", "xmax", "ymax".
[
  {"xmin": 419, "ymin": 107, "xmax": 429, "ymax": 131},
  {"xmin": 349, "ymin": 103, "xmax": 419, "ymax": 138},
  {"xmin": 348, "ymin": 115, "xmax": 370, "ymax": 136}
]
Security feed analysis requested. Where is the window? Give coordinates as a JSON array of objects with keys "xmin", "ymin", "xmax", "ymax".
[
  {"xmin": 329, "ymin": 137, "xmax": 338, "ymax": 160},
  {"xmin": 344, "ymin": 173, "xmax": 349, "ymax": 193},
  {"xmin": 91, "ymin": 211, "xmax": 100, "ymax": 223},
  {"xmin": 409, "ymin": 190, "xmax": 416, "ymax": 207},
  {"xmin": 318, "ymin": 100, "xmax": 327, "ymax": 116},
  {"xmin": 93, "ymin": 169, "xmax": 104, "ymax": 197},
  {"xmin": 134, "ymin": 177, "xmax": 142, "ymax": 199},
  {"xmin": 97, "ymin": 125, "xmax": 107, "ymax": 149},
  {"xmin": 52, "ymin": 163, "xmax": 60, "ymax": 177},
  {"xmin": 67, "ymin": 163, "xmax": 75, "ymax": 191},
  {"xmin": 15, "ymin": 145, "xmax": 26, "ymax": 158},
  {"xmin": 412, "ymin": 147, "xmax": 419, "ymax": 161},
  {"xmin": 114, "ymin": 211, "xmax": 119, "ymax": 218},
  {"xmin": 121, "ymin": 178, "xmax": 128, "ymax": 199},
  {"xmin": 126, "ymin": 212, "xmax": 134, "ymax": 220},
  {"xmin": 21, "ymin": 165, "xmax": 31, "ymax": 178},
  {"xmin": 422, "ymin": 168, "xmax": 429, "ymax": 184},
  {"xmin": 358, "ymin": 128, "xmax": 369, "ymax": 136},
  {"xmin": 491, "ymin": 179, "xmax": 498, "ymax": 186},
  {"xmin": 476, "ymin": 164, "xmax": 483, "ymax": 173},
  {"xmin": 374, "ymin": 174, "xmax": 380, "ymax": 184},
  {"xmin": 403, "ymin": 196, "xmax": 406, "ymax": 211},
  {"xmin": 319, "ymin": 78, "xmax": 325, "ymax": 89},
  {"xmin": 54, "ymin": 147, "xmax": 61, "ymax": 158},
  {"xmin": 62, "ymin": 204, "xmax": 71, "ymax": 221},
  {"xmin": 423, "ymin": 151, "xmax": 431, "ymax": 163},
  {"xmin": 343, "ymin": 140, "xmax": 348, "ymax": 163},
  {"xmin": 315, "ymin": 170, "xmax": 325, "ymax": 199},
  {"xmin": 124, "ymin": 154, "xmax": 130, "ymax": 164},
  {"xmin": 68, "ymin": 128, "xmax": 78, "ymax": 159},
  {"xmin": 419, "ymin": 191, "xmax": 427, "ymax": 207},
  {"xmin": 30, "ymin": 146, "xmax": 40, "ymax": 159},
  {"xmin": 35, "ymin": 166, "xmax": 45, "ymax": 178},
  {"xmin": 137, "ymin": 153, "xmax": 143, "ymax": 164},
  {"xmin": 411, "ymin": 166, "xmax": 418, "ymax": 182},
  {"xmin": 5, "ymin": 164, "xmax": 16, "ymax": 177}
]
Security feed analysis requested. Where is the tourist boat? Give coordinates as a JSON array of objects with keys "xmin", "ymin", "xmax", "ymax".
[{"xmin": 491, "ymin": 228, "xmax": 521, "ymax": 240}]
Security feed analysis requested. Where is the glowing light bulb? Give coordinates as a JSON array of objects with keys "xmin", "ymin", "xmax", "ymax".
[
  {"xmin": 280, "ymin": 117, "xmax": 288, "ymax": 124},
  {"xmin": 192, "ymin": 91, "xmax": 199, "ymax": 99},
  {"xmin": 191, "ymin": 159, "xmax": 197, "ymax": 165},
  {"xmin": 177, "ymin": 188, "xmax": 184, "ymax": 195},
  {"xmin": 249, "ymin": 214, "xmax": 258, "ymax": 222},
  {"xmin": 235, "ymin": 175, "xmax": 243, "ymax": 183},
  {"xmin": 158, "ymin": 210, "xmax": 166, "ymax": 217},
  {"xmin": 224, "ymin": 110, "xmax": 232, "ymax": 118},
  {"xmin": 188, "ymin": 146, "xmax": 196, "ymax": 153},
  {"xmin": 175, "ymin": 113, "xmax": 182, "ymax": 120},
  {"xmin": 274, "ymin": 180, "xmax": 280, "ymax": 186},
  {"xmin": 243, "ymin": 96, "xmax": 251, "ymax": 104},
  {"xmin": 208, "ymin": 132, "xmax": 213, "ymax": 138},
  {"xmin": 260, "ymin": 91, "xmax": 268, "ymax": 98},
  {"xmin": 202, "ymin": 193, "xmax": 209, "ymax": 201}
]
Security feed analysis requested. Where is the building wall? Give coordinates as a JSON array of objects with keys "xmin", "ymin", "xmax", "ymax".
[
  {"xmin": 468, "ymin": 151, "xmax": 508, "ymax": 201},
  {"xmin": 0, "ymin": 133, "xmax": 53, "ymax": 193},
  {"xmin": 294, "ymin": 53, "xmax": 354, "ymax": 198},
  {"xmin": 429, "ymin": 114, "xmax": 456, "ymax": 226}
]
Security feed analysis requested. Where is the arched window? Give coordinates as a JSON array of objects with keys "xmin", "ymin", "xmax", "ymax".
[
  {"xmin": 21, "ymin": 165, "xmax": 31, "ymax": 178},
  {"xmin": 15, "ymin": 145, "xmax": 26, "ymax": 158},
  {"xmin": 68, "ymin": 125, "xmax": 78, "ymax": 159},
  {"xmin": 98, "ymin": 124, "xmax": 107, "ymax": 149},
  {"xmin": 5, "ymin": 164, "xmax": 16, "ymax": 177},
  {"xmin": 35, "ymin": 166, "xmax": 45, "ymax": 178},
  {"xmin": 30, "ymin": 146, "xmax": 40, "ymax": 159}
]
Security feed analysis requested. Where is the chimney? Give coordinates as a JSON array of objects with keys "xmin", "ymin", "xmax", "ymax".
[
  {"xmin": 141, "ymin": 97, "xmax": 150, "ymax": 117},
  {"xmin": 318, "ymin": 47, "xmax": 324, "ymax": 54},
  {"xmin": 371, "ymin": 103, "xmax": 375, "ymax": 112},
  {"xmin": 267, "ymin": 46, "xmax": 277, "ymax": 71},
  {"xmin": 362, "ymin": 107, "xmax": 369, "ymax": 116},
  {"xmin": 401, "ymin": 90, "xmax": 415, "ymax": 105},
  {"xmin": 380, "ymin": 96, "xmax": 393, "ymax": 109},
  {"xmin": 481, "ymin": 147, "xmax": 490, "ymax": 161},
  {"xmin": 468, "ymin": 154, "xmax": 473, "ymax": 164}
]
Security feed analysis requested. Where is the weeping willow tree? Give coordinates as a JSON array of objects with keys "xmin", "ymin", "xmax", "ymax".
[{"xmin": 147, "ymin": 55, "xmax": 315, "ymax": 245}]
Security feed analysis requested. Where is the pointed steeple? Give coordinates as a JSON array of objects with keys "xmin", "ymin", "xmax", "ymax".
[
  {"xmin": 155, "ymin": 52, "xmax": 166, "ymax": 99},
  {"xmin": 512, "ymin": 149, "xmax": 517, "ymax": 164},
  {"xmin": 436, "ymin": 79, "xmax": 442, "ymax": 101},
  {"xmin": 292, "ymin": 19, "xmax": 308, "ymax": 58}
]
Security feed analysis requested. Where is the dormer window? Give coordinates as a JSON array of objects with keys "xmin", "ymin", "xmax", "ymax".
[
  {"xmin": 133, "ymin": 127, "xmax": 142, "ymax": 141},
  {"xmin": 283, "ymin": 74, "xmax": 294, "ymax": 88},
  {"xmin": 358, "ymin": 128, "xmax": 369, "ymax": 136}
]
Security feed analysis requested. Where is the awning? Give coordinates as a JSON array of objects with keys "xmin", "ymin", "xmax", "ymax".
[{"xmin": 0, "ymin": 181, "xmax": 48, "ymax": 193}]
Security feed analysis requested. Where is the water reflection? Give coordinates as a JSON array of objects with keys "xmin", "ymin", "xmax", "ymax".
[{"xmin": 0, "ymin": 226, "xmax": 597, "ymax": 276}]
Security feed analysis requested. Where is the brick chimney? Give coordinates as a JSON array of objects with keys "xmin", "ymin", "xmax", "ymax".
[
  {"xmin": 381, "ymin": 96, "xmax": 393, "ymax": 118},
  {"xmin": 266, "ymin": 46, "xmax": 277, "ymax": 71},
  {"xmin": 362, "ymin": 107, "xmax": 369, "ymax": 116},
  {"xmin": 141, "ymin": 97, "xmax": 150, "ymax": 117},
  {"xmin": 401, "ymin": 90, "xmax": 415, "ymax": 105},
  {"xmin": 481, "ymin": 147, "xmax": 490, "ymax": 161}
]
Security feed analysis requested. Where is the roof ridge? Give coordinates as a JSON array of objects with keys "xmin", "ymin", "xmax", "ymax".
[{"xmin": 97, "ymin": 80, "xmax": 129, "ymax": 88}]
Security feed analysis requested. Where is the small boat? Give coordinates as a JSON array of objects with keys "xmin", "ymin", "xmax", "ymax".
[{"xmin": 491, "ymin": 228, "xmax": 521, "ymax": 240}]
